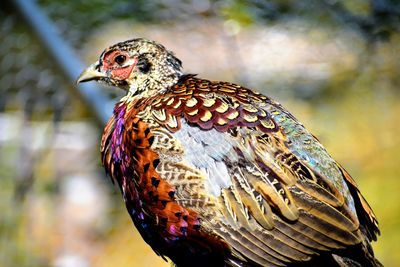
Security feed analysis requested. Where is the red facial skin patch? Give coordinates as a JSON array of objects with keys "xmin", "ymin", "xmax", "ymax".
[
  {"xmin": 102, "ymin": 50, "xmax": 137, "ymax": 81},
  {"xmin": 111, "ymin": 64, "xmax": 136, "ymax": 81}
]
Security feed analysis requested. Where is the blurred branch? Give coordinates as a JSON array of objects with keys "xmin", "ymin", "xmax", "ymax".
[{"xmin": 7, "ymin": 0, "xmax": 112, "ymax": 126}]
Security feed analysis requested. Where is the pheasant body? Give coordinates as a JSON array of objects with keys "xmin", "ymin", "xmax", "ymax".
[{"xmin": 78, "ymin": 38, "xmax": 381, "ymax": 267}]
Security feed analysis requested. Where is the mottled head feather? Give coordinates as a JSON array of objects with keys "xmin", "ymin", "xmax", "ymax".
[{"xmin": 95, "ymin": 38, "xmax": 183, "ymax": 97}]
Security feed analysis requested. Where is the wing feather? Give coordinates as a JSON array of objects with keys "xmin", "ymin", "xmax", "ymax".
[
  {"xmin": 272, "ymin": 219, "xmax": 331, "ymax": 251},
  {"xmin": 146, "ymin": 77, "xmax": 379, "ymax": 265},
  {"xmin": 217, "ymin": 225, "xmax": 287, "ymax": 266}
]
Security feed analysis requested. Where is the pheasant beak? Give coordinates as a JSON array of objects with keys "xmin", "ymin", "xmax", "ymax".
[{"xmin": 76, "ymin": 62, "xmax": 106, "ymax": 84}]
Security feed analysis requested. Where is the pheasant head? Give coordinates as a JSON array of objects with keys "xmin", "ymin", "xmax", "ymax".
[{"xmin": 77, "ymin": 38, "xmax": 183, "ymax": 97}]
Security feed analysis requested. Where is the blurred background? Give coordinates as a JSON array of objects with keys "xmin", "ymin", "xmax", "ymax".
[{"xmin": 0, "ymin": 0, "xmax": 399, "ymax": 266}]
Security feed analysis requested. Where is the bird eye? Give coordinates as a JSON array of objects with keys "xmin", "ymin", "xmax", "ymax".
[{"xmin": 114, "ymin": 55, "xmax": 126, "ymax": 65}]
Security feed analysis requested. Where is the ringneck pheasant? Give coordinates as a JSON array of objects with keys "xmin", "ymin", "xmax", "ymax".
[{"xmin": 77, "ymin": 38, "xmax": 381, "ymax": 267}]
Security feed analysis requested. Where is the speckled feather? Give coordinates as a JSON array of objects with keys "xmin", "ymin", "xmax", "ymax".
[
  {"xmin": 79, "ymin": 38, "xmax": 381, "ymax": 267},
  {"xmin": 100, "ymin": 74, "xmax": 380, "ymax": 267}
]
